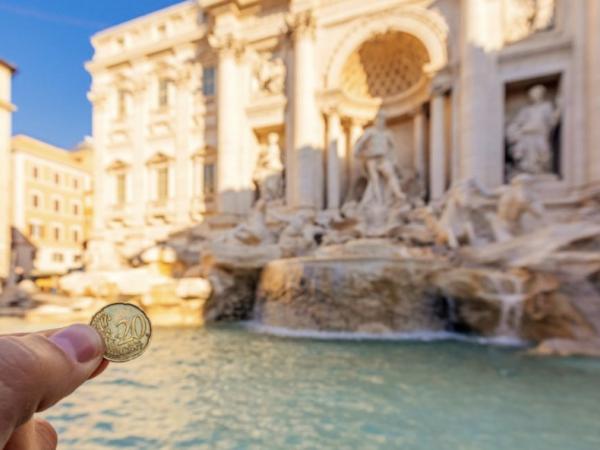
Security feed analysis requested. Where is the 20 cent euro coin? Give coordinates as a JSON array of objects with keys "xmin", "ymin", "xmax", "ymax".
[{"xmin": 90, "ymin": 303, "xmax": 152, "ymax": 362}]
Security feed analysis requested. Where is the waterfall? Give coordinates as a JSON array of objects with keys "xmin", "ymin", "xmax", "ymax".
[{"xmin": 481, "ymin": 274, "xmax": 526, "ymax": 338}]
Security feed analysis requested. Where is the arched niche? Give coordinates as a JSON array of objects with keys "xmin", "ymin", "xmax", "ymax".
[{"xmin": 325, "ymin": 9, "xmax": 449, "ymax": 92}]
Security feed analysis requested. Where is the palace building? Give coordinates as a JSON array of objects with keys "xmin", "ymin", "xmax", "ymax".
[
  {"xmin": 86, "ymin": 0, "xmax": 600, "ymax": 256},
  {"xmin": 11, "ymin": 135, "xmax": 93, "ymax": 276},
  {"xmin": 0, "ymin": 59, "xmax": 16, "ymax": 283}
]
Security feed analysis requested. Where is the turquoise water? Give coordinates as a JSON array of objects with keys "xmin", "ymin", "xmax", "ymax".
[{"xmin": 27, "ymin": 325, "xmax": 600, "ymax": 449}]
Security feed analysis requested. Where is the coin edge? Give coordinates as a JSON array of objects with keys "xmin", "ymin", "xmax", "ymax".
[{"xmin": 89, "ymin": 302, "xmax": 152, "ymax": 363}]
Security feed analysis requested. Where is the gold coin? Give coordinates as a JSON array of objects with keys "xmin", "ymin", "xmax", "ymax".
[{"xmin": 90, "ymin": 303, "xmax": 152, "ymax": 363}]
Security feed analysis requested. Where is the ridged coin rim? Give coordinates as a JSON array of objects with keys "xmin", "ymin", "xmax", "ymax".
[{"xmin": 90, "ymin": 302, "xmax": 152, "ymax": 363}]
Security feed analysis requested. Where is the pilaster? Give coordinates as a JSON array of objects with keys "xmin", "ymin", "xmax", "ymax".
[
  {"xmin": 459, "ymin": 0, "xmax": 504, "ymax": 189},
  {"xmin": 412, "ymin": 106, "xmax": 427, "ymax": 195},
  {"xmin": 287, "ymin": 10, "xmax": 323, "ymax": 209},
  {"xmin": 325, "ymin": 109, "xmax": 342, "ymax": 209},
  {"xmin": 586, "ymin": 1, "xmax": 600, "ymax": 184},
  {"xmin": 209, "ymin": 32, "xmax": 245, "ymax": 214}
]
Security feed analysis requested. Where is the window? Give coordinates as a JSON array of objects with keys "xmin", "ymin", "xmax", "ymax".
[
  {"xmin": 72, "ymin": 203, "xmax": 80, "ymax": 215},
  {"xmin": 202, "ymin": 66, "xmax": 216, "ymax": 97},
  {"xmin": 28, "ymin": 223, "xmax": 44, "ymax": 239},
  {"xmin": 158, "ymin": 78, "xmax": 171, "ymax": 108},
  {"xmin": 53, "ymin": 226, "xmax": 61, "ymax": 242},
  {"xmin": 72, "ymin": 229, "xmax": 80, "ymax": 243},
  {"xmin": 54, "ymin": 173, "xmax": 60, "ymax": 185},
  {"xmin": 52, "ymin": 252, "xmax": 64, "ymax": 263},
  {"xmin": 116, "ymin": 173, "xmax": 127, "ymax": 205},
  {"xmin": 53, "ymin": 198, "xmax": 61, "ymax": 213},
  {"xmin": 73, "ymin": 254, "xmax": 82, "ymax": 264},
  {"xmin": 203, "ymin": 163, "xmax": 216, "ymax": 196},
  {"xmin": 73, "ymin": 178, "xmax": 79, "ymax": 189},
  {"xmin": 157, "ymin": 166, "xmax": 169, "ymax": 202},
  {"xmin": 31, "ymin": 194, "xmax": 40, "ymax": 209},
  {"xmin": 117, "ymin": 89, "xmax": 129, "ymax": 117},
  {"xmin": 32, "ymin": 166, "xmax": 39, "ymax": 179}
]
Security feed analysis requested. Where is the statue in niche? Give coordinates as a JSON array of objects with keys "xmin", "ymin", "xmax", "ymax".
[
  {"xmin": 504, "ymin": 0, "xmax": 556, "ymax": 43},
  {"xmin": 506, "ymin": 85, "xmax": 561, "ymax": 179},
  {"xmin": 253, "ymin": 53, "xmax": 286, "ymax": 96},
  {"xmin": 353, "ymin": 111, "xmax": 406, "ymax": 207},
  {"xmin": 253, "ymin": 133, "xmax": 284, "ymax": 203}
]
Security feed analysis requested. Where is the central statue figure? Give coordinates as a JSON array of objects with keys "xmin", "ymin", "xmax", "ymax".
[{"xmin": 353, "ymin": 111, "xmax": 405, "ymax": 205}]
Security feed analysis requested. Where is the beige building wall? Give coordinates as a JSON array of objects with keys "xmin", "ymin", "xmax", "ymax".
[
  {"xmin": 12, "ymin": 135, "xmax": 93, "ymax": 275},
  {"xmin": 0, "ymin": 59, "xmax": 16, "ymax": 282}
]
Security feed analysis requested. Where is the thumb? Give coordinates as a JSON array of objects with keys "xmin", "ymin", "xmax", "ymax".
[{"xmin": 0, "ymin": 324, "xmax": 105, "ymax": 442}]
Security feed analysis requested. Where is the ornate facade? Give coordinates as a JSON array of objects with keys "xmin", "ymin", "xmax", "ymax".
[{"xmin": 86, "ymin": 0, "xmax": 600, "ymax": 256}]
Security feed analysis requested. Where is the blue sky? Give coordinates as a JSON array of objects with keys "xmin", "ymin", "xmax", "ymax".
[{"xmin": 0, "ymin": 0, "xmax": 183, "ymax": 149}]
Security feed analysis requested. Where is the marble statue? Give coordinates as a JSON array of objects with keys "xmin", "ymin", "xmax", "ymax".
[
  {"xmin": 426, "ymin": 179, "xmax": 492, "ymax": 248},
  {"xmin": 487, "ymin": 174, "xmax": 545, "ymax": 242},
  {"xmin": 253, "ymin": 133, "xmax": 284, "ymax": 203},
  {"xmin": 253, "ymin": 53, "xmax": 286, "ymax": 95},
  {"xmin": 504, "ymin": 0, "xmax": 556, "ymax": 43},
  {"xmin": 278, "ymin": 214, "xmax": 322, "ymax": 257},
  {"xmin": 506, "ymin": 85, "xmax": 561, "ymax": 178},
  {"xmin": 353, "ymin": 112, "xmax": 406, "ymax": 206},
  {"xmin": 219, "ymin": 200, "xmax": 274, "ymax": 246}
]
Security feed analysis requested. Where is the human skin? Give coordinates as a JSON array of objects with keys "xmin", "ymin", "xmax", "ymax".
[{"xmin": 0, "ymin": 325, "xmax": 108, "ymax": 449}]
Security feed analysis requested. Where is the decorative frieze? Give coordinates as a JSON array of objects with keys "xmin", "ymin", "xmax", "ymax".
[
  {"xmin": 252, "ymin": 52, "xmax": 286, "ymax": 96},
  {"xmin": 503, "ymin": 0, "xmax": 556, "ymax": 44}
]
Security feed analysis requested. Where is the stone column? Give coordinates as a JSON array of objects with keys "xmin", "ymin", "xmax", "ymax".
[
  {"xmin": 587, "ymin": 1, "xmax": 600, "ymax": 184},
  {"xmin": 131, "ymin": 76, "xmax": 147, "ymax": 227},
  {"xmin": 412, "ymin": 106, "xmax": 426, "ymax": 195},
  {"xmin": 349, "ymin": 121, "xmax": 364, "ymax": 150},
  {"xmin": 429, "ymin": 92, "xmax": 447, "ymax": 200},
  {"xmin": 288, "ymin": 11, "xmax": 322, "ymax": 209},
  {"xmin": 326, "ymin": 110, "xmax": 343, "ymax": 209},
  {"xmin": 210, "ymin": 34, "xmax": 242, "ymax": 214},
  {"xmin": 348, "ymin": 120, "xmax": 364, "ymax": 195},
  {"xmin": 87, "ymin": 89, "xmax": 107, "ymax": 233},
  {"xmin": 459, "ymin": 0, "xmax": 503, "ymax": 188},
  {"xmin": 174, "ymin": 66, "xmax": 192, "ymax": 224}
]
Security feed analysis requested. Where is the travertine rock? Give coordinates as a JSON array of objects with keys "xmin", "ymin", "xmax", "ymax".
[
  {"xmin": 462, "ymin": 222, "xmax": 600, "ymax": 276},
  {"xmin": 176, "ymin": 277, "xmax": 212, "ymax": 300},
  {"xmin": 203, "ymin": 267, "xmax": 261, "ymax": 321},
  {"xmin": 531, "ymin": 338, "xmax": 600, "ymax": 358},
  {"xmin": 255, "ymin": 256, "xmax": 450, "ymax": 332}
]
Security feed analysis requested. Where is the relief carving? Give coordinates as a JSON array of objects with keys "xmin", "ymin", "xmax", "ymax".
[
  {"xmin": 503, "ymin": 0, "xmax": 556, "ymax": 43},
  {"xmin": 252, "ymin": 53, "xmax": 286, "ymax": 96}
]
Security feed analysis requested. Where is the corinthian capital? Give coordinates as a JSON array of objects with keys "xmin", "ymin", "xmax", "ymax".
[
  {"xmin": 208, "ymin": 32, "xmax": 244, "ymax": 58},
  {"xmin": 286, "ymin": 10, "xmax": 316, "ymax": 40}
]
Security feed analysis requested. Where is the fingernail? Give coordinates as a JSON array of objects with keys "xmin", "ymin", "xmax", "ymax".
[{"xmin": 50, "ymin": 324, "xmax": 104, "ymax": 363}]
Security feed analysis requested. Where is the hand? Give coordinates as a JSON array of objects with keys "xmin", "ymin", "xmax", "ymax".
[{"xmin": 0, "ymin": 325, "xmax": 108, "ymax": 449}]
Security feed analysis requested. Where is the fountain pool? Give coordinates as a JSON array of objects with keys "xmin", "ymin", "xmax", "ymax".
[{"xmin": 4, "ymin": 322, "xmax": 600, "ymax": 449}]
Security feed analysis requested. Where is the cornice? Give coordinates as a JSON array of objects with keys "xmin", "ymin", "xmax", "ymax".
[
  {"xmin": 0, "ymin": 99, "xmax": 16, "ymax": 113},
  {"xmin": 86, "ymin": 28, "xmax": 206, "ymax": 73}
]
